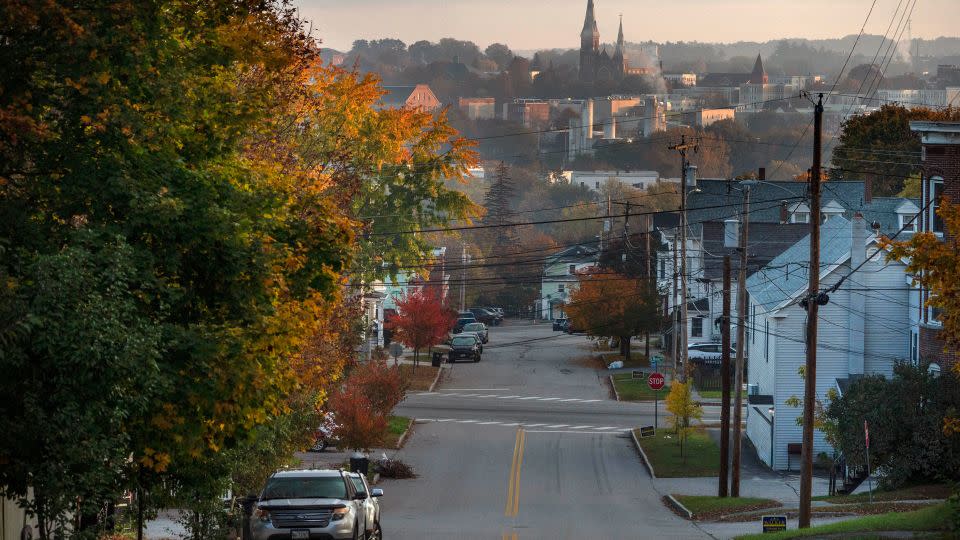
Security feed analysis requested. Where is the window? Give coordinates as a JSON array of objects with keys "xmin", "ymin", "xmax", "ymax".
[
  {"xmin": 750, "ymin": 305, "xmax": 756, "ymax": 343},
  {"xmin": 558, "ymin": 284, "xmax": 565, "ymax": 293},
  {"xmin": 692, "ymin": 317, "xmax": 703, "ymax": 338},
  {"xmin": 931, "ymin": 178, "xmax": 944, "ymax": 233},
  {"xmin": 660, "ymin": 259, "xmax": 667, "ymax": 278},
  {"xmin": 899, "ymin": 213, "xmax": 916, "ymax": 232},
  {"xmin": 793, "ymin": 212, "xmax": 810, "ymax": 224},
  {"xmin": 569, "ymin": 264, "xmax": 577, "ymax": 275}
]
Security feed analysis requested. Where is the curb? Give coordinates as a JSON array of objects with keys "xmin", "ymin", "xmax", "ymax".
[
  {"xmin": 609, "ymin": 375, "xmax": 621, "ymax": 402},
  {"xmin": 630, "ymin": 429, "xmax": 656, "ymax": 480},
  {"xmin": 427, "ymin": 366, "xmax": 444, "ymax": 392},
  {"xmin": 395, "ymin": 418, "xmax": 416, "ymax": 449},
  {"xmin": 665, "ymin": 494, "xmax": 694, "ymax": 520}
]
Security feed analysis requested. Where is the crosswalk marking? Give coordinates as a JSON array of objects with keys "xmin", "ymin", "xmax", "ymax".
[{"xmin": 412, "ymin": 392, "xmax": 610, "ymax": 405}]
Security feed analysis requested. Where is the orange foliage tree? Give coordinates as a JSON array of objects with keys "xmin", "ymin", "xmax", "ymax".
[
  {"xmin": 386, "ymin": 288, "xmax": 457, "ymax": 369},
  {"xmin": 330, "ymin": 358, "xmax": 406, "ymax": 452},
  {"xmin": 565, "ymin": 270, "xmax": 664, "ymax": 359}
]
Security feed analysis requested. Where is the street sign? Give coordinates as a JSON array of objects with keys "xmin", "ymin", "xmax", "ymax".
[
  {"xmin": 389, "ymin": 342, "xmax": 404, "ymax": 360},
  {"xmin": 648, "ymin": 372, "xmax": 665, "ymax": 391},
  {"xmin": 639, "ymin": 426, "xmax": 655, "ymax": 438},
  {"xmin": 762, "ymin": 515, "xmax": 787, "ymax": 533},
  {"xmin": 631, "ymin": 370, "xmax": 646, "ymax": 380}
]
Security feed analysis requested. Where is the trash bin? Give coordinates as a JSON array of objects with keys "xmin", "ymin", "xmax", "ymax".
[
  {"xmin": 349, "ymin": 453, "xmax": 369, "ymax": 475},
  {"xmin": 431, "ymin": 351, "xmax": 443, "ymax": 367}
]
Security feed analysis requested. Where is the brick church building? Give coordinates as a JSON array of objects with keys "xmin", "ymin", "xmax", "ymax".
[{"xmin": 578, "ymin": 0, "xmax": 652, "ymax": 83}]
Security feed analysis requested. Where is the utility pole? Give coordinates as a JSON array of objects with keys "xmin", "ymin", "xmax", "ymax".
[
  {"xmin": 731, "ymin": 180, "xmax": 751, "ymax": 497},
  {"xmin": 645, "ymin": 214, "xmax": 652, "ymax": 360},
  {"xmin": 670, "ymin": 135, "xmax": 697, "ymax": 382},
  {"xmin": 799, "ymin": 93, "xmax": 825, "ymax": 529},
  {"xmin": 460, "ymin": 244, "xmax": 468, "ymax": 312},
  {"xmin": 719, "ymin": 255, "xmax": 732, "ymax": 497}
]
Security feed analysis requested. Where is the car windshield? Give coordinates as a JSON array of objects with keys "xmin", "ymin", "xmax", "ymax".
[
  {"xmin": 464, "ymin": 323, "xmax": 484, "ymax": 331},
  {"xmin": 451, "ymin": 337, "xmax": 475, "ymax": 346},
  {"xmin": 261, "ymin": 476, "xmax": 347, "ymax": 500}
]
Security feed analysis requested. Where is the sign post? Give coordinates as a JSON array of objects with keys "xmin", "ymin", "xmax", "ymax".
[
  {"xmin": 864, "ymin": 420, "xmax": 873, "ymax": 503},
  {"xmin": 648, "ymin": 372, "xmax": 665, "ymax": 430},
  {"xmin": 389, "ymin": 342, "xmax": 404, "ymax": 366}
]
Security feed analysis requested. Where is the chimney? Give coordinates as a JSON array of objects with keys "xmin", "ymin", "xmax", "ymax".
[
  {"xmin": 758, "ymin": 167, "xmax": 766, "ymax": 181},
  {"xmin": 864, "ymin": 175, "xmax": 873, "ymax": 205},
  {"xmin": 780, "ymin": 201, "xmax": 789, "ymax": 224},
  {"xmin": 724, "ymin": 219, "xmax": 740, "ymax": 248}
]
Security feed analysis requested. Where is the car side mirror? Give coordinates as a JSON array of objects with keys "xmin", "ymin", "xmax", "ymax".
[
  {"xmin": 371, "ymin": 488, "xmax": 384, "ymax": 497},
  {"xmin": 353, "ymin": 492, "xmax": 368, "ymax": 500}
]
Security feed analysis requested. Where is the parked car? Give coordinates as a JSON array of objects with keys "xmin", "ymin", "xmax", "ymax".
[
  {"xmin": 562, "ymin": 319, "xmax": 578, "ymax": 334},
  {"xmin": 308, "ymin": 412, "xmax": 339, "ymax": 452},
  {"xmin": 687, "ymin": 342, "xmax": 736, "ymax": 366},
  {"xmin": 251, "ymin": 469, "xmax": 382, "ymax": 540},
  {"xmin": 485, "ymin": 307, "xmax": 504, "ymax": 318},
  {"xmin": 347, "ymin": 473, "xmax": 383, "ymax": 540},
  {"xmin": 462, "ymin": 322, "xmax": 489, "ymax": 343},
  {"xmin": 448, "ymin": 334, "xmax": 481, "ymax": 363},
  {"xmin": 552, "ymin": 317, "xmax": 568, "ymax": 331},
  {"xmin": 453, "ymin": 317, "xmax": 475, "ymax": 334},
  {"xmin": 469, "ymin": 307, "xmax": 502, "ymax": 326}
]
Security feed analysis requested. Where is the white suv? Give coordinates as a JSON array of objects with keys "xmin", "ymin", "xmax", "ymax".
[{"xmin": 251, "ymin": 469, "xmax": 383, "ymax": 540}]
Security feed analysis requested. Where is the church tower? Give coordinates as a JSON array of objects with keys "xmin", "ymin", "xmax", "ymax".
[
  {"xmin": 579, "ymin": 0, "xmax": 600, "ymax": 82},
  {"xmin": 612, "ymin": 15, "xmax": 627, "ymax": 77}
]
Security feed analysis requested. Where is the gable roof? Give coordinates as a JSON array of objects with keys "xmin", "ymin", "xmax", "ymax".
[
  {"xmin": 700, "ymin": 221, "xmax": 810, "ymax": 280},
  {"xmin": 746, "ymin": 216, "xmax": 854, "ymax": 313},
  {"xmin": 544, "ymin": 243, "xmax": 599, "ymax": 266}
]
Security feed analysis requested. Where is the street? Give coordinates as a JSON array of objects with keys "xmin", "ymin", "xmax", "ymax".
[{"xmin": 383, "ymin": 322, "xmax": 709, "ymax": 539}]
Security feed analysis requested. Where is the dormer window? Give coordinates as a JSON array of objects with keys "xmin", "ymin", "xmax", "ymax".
[
  {"xmin": 821, "ymin": 200, "xmax": 845, "ymax": 223},
  {"xmin": 895, "ymin": 200, "xmax": 920, "ymax": 233},
  {"xmin": 899, "ymin": 213, "xmax": 916, "ymax": 231},
  {"xmin": 788, "ymin": 202, "xmax": 811, "ymax": 224}
]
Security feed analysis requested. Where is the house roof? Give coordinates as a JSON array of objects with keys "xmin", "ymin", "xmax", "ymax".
[
  {"xmin": 700, "ymin": 221, "xmax": 810, "ymax": 280},
  {"xmin": 380, "ymin": 85, "xmax": 418, "ymax": 107},
  {"xmin": 860, "ymin": 196, "xmax": 921, "ymax": 236},
  {"xmin": 746, "ymin": 216, "xmax": 855, "ymax": 312},
  {"xmin": 544, "ymin": 243, "xmax": 599, "ymax": 265}
]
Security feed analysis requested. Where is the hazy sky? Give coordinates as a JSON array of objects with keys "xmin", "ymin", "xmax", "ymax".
[{"xmin": 296, "ymin": 0, "xmax": 959, "ymax": 52}]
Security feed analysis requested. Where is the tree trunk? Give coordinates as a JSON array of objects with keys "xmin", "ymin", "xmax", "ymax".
[
  {"xmin": 623, "ymin": 336, "xmax": 632, "ymax": 362},
  {"xmin": 36, "ymin": 497, "xmax": 47, "ymax": 540},
  {"xmin": 137, "ymin": 483, "xmax": 144, "ymax": 540},
  {"xmin": 644, "ymin": 332, "xmax": 650, "ymax": 359},
  {"xmin": 413, "ymin": 348, "xmax": 418, "ymax": 372}
]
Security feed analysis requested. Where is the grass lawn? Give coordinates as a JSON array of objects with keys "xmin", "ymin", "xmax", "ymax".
[
  {"xmin": 613, "ymin": 374, "xmax": 670, "ymax": 400},
  {"xmin": 674, "ymin": 495, "xmax": 781, "ymax": 520},
  {"xmin": 381, "ymin": 415, "xmax": 411, "ymax": 449},
  {"xmin": 697, "ymin": 389, "xmax": 747, "ymax": 400},
  {"xmin": 598, "ymin": 352, "xmax": 650, "ymax": 369},
  {"xmin": 736, "ymin": 503, "xmax": 949, "ymax": 539},
  {"xmin": 398, "ymin": 364, "xmax": 440, "ymax": 392},
  {"xmin": 812, "ymin": 483, "xmax": 952, "ymax": 504},
  {"xmin": 635, "ymin": 428, "xmax": 720, "ymax": 477}
]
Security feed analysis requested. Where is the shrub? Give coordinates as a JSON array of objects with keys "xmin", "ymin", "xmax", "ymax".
[{"xmin": 375, "ymin": 458, "xmax": 416, "ymax": 479}]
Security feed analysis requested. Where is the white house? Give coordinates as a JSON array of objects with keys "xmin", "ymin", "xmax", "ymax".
[
  {"xmin": 744, "ymin": 215, "xmax": 913, "ymax": 470},
  {"xmin": 539, "ymin": 244, "xmax": 599, "ymax": 320}
]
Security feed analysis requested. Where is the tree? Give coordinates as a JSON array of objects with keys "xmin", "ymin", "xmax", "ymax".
[
  {"xmin": 330, "ymin": 358, "xmax": 406, "ymax": 452},
  {"xmin": 831, "ymin": 104, "xmax": 960, "ymax": 195},
  {"xmin": 386, "ymin": 289, "xmax": 457, "ymax": 369},
  {"xmin": 485, "ymin": 43, "xmax": 514, "ymax": 70},
  {"xmin": 666, "ymin": 381, "xmax": 704, "ymax": 461},
  {"xmin": 565, "ymin": 270, "xmax": 664, "ymax": 360},
  {"xmin": 483, "ymin": 162, "xmax": 517, "ymax": 247}
]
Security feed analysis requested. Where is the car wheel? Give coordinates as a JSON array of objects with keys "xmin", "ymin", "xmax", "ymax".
[
  {"xmin": 447, "ymin": 357, "xmax": 455, "ymax": 364},
  {"xmin": 309, "ymin": 439, "xmax": 326, "ymax": 452}
]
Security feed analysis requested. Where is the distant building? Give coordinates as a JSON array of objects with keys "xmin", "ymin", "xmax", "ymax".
[
  {"xmin": 539, "ymin": 244, "xmax": 599, "ymax": 320},
  {"xmin": 577, "ymin": 1, "xmax": 655, "ymax": 84},
  {"xmin": 379, "ymin": 84, "xmax": 442, "ymax": 112},
  {"xmin": 458, "ymin": 97, "xmax": 497, "ymax": 120},
  {"xmin": 738, "ymin": 55, "xmax": 797, "ymax": 111},
  {"xmin": 695, "ymin": 108, "xmax": 735, "ymax": 127},
  {"xmin": 664, "ymin": 72, "xmax": 697, "ymax": 87},
  {"xmin": 502, "ymin": 99, "xmax": 551, "ymax": 128},
  {"xmin": 567, "ymin": 170, "xmax": 662, "ymax": 191},
  {"xmin": 567, "ymin": 97, "xmax": 666, "ymax": 162}
]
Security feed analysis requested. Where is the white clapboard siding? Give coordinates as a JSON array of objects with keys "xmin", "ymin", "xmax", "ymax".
[{"xmin": 859, "ymin": 257, "xmax": 910, "ymax": 376}]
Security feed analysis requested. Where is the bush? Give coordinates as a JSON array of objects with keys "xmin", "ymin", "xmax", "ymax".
[
  {"xmin": 330, "ymin": 359, "xmax": 406, "ymax": 451},
  {"xmin": 374, "ymin": 458, "xmax": 416, "ymax": 479}
]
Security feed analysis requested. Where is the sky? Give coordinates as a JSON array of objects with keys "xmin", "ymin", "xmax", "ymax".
[{"xmin": 296, "ymin": 0, "xmax": 959, "ymax": 53}]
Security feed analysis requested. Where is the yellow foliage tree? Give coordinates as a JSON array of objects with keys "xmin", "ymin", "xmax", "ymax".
[{"xmin": 666, "ymin": 381, "xmax": 704, "ymax": 461}]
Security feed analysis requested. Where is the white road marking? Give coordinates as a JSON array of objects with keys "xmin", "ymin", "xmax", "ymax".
[
  {"xmin": 545, "ymin": 424, "xmax": 569, "ymax": 428},
  {"xmin": 570, "ymin": 425, "xmax": 593, "ymax": 429},
  {"xmin": 517, "ymin": 396, "xmax": 541, "ymax": 400},
  {"xmin": 444, "ymin": 388, "xmax": 510, "ymax": 391},
  {"xmin": 412, "ymin": 418, "xmax": 634, "ymax": 431},
  {"xmin": 524, "ymin": 430, "xmax": 629, "ymax": 435},
  {"xmin": 497, "ymin": 395, "xmax": 522, "ymax": 399},
  {"xmin": 477, "ymin": 421, "xmax": 502, "ymax": 425},
  {"xmin": 524, "ymin": 423, "xmax": 548, "ymax": 427}
]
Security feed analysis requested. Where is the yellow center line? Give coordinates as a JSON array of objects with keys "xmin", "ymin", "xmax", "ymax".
[
  {"xmin": 513, "ymin": 429, "xmax": 525, "ymax": 516},
  {"xmin": 505, "ymin": 428, "xmax": 521, "ymax": 515}
]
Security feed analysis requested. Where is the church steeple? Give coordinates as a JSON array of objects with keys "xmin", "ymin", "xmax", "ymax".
[
  {"xmin": 614, "ymin": 14, "xmax": 625, "ymax": 60},
  {"xmin": 581, "ymin": 0, "xmax": 600, "ymax": 51},
  {"xmin": 750, "ymin": 53, "xmax": 768, "ymax": 84}
]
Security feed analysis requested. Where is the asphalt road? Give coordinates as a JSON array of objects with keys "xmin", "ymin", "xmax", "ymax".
[{"xmin": 381, "ymin": 323, "xmax": 709, "ymax": 539}]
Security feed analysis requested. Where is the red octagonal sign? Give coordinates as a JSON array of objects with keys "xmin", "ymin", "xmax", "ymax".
[{"xmin": 648, "ymin": 372, "xmax": 665, "ymax": 390}]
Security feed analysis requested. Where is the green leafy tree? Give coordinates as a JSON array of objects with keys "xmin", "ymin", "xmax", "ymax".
[{"xmin": 831, "ymin": 104, "xmax": 960, "ymax": 195}]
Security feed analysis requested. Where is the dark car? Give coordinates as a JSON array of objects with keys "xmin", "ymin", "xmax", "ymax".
[
  {"xmin": 552, "ymin": 317, "xmax": 568, "ymax": 331},
  {"xmin": 469, "ymin": 307, "xmax": 502, "ymax": 326},
  {"xmin": 448, "ymin": 335, "xmax": 481, "ymax": 363},
  {"xmin": 562, "ymin": 319, "xmax": 578, "ymax": 334},
  {"xmin": 453, "ymin": 317, "xmax": 475, "ymax": 333}
]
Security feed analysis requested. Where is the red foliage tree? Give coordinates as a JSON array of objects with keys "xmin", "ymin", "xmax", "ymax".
[
  {"xmin": 386, "ymin": 288, "xmax": 457, "ymax": 369},
  {"xmin": 330, "ymin": 358, "xmax": 407, "ymax": 451}
]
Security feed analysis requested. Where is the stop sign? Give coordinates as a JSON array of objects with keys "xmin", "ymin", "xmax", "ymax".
[{"xmin": 648, "ymin": 372, "xmax": 665, "ymax": 391}]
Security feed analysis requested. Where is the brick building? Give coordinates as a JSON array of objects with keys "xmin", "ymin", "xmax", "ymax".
[
  {"xmin": 910, "ymin": 121, "xmax": 960, "ymax": 370},
  {"xmin": 379, "ymin": 84, "xmax": 441, "ymax": 112}
]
